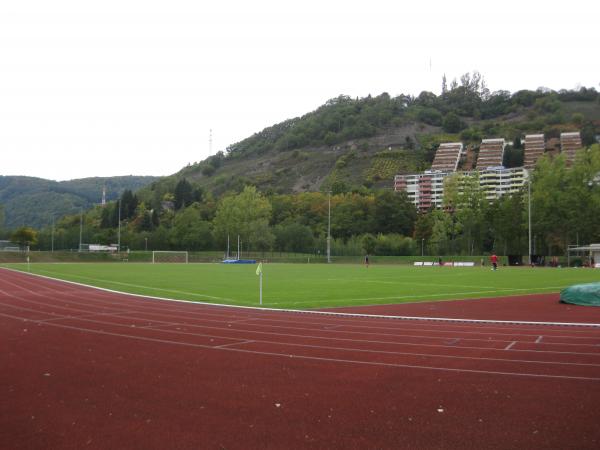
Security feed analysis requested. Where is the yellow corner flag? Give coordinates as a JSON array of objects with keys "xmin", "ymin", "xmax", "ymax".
[{"xmin": 256, "ymin": 262, "xmax": 263, "ymax": 275}]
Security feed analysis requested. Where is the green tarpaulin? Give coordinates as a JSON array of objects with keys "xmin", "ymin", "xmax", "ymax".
[{"xmin": 560, "ymin": 282, "xmax": 600, "ymax": 306}]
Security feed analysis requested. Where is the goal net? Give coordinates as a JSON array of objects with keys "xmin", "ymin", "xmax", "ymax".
[{"xmin": 152, "ymin": 251, "xmax": 189, "ymax": 263}]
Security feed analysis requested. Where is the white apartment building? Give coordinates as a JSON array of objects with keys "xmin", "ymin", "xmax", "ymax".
[{"xmin": 394, "ymin": 167, "xmax": 529, "ymax": 210}]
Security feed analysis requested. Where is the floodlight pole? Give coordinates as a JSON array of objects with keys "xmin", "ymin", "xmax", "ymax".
[
  {"xmin": 327, "ymin": 191, "xmax": 331, "ymax": 263},
  {"xmin": 78, "ymin": 211, "xmax": 83, "ymax": 252},
  {"xmin": 528, "ymin": 176, "xmax": 532, "ymax": 265},
  {"xmin": 117, "ymin": 199, "xmax": 121, "ymax": 252},
  {"xmin": 421, "ymin": 238, "xmax": 424, "ymax": 257}
]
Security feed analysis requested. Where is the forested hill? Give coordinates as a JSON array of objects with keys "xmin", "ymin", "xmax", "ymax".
[
  {"xmin": 0, "ymin": 175, "xmax": 158, "ymax": 229},
  {"xmin": 146, "ymin": 75, "xmax": 599, "ymax": 200}
]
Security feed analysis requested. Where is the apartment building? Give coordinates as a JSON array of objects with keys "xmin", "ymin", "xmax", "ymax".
[{"xmin": 560, "ymin": 131, "xmax": 583, "ymax": 165}]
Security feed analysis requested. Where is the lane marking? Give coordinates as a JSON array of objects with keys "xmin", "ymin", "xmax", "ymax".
[
  {"xmin": 536, "ymin": 336, "xmax": 544, "ymax": 344},
  {"xmin": 214, "ymin": 340, "xmax": 255, "ymax": 349},
  {"xmin": 1, "ymin": 311, "xmax": 598, "ymax": 382},
  {"xmin": 505, "ymin": 341, "xmax": 517, "ymax": 350},
  {"xmin": 10, "ymin": 309, "xmax": 600, "ymax": 360}
]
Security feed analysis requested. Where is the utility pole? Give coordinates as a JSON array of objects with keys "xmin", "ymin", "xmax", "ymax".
[
  {"xmin": 117, "ymin": 199, "xmax": 121, "ymax": 252},
  {"xmin": 327, "ymin": 191, "xmax": 331, "ymax": 263},
  {"xmin": 78, "ymin": 211, "xmax": 83, "ymax": 252},
  {"xmin": 528, "ymin": 175, "xmax": 532, "ymax": 265}
]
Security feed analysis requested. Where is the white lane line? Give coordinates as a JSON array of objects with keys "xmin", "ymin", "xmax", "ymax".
[
  {"xmin": 38, "ymin": 310, "xmax": 140, "ymax": 322},
  {"xmin": 126, "ymin": 310, "xmax": 600, "ymax": 349},
  {"xmin": 16, "ymin": 310, "xmax": 600, "ymax": 360},
  {"xmin": 138, "ymin": 322, "xmax": 182, "ymax": 329},
  {"xmin": 505, "ymin": 341, "xmax": 517, "ymax": 350},
  {"xmin": 536, "ymin": 336, "xmax": 544, "ymax": 344},
  {"xmin": 1, "ymin": 311, "xmax": 598, "ymax": 382},
  {"xmin": 214, "ymin": 340, "xmax": 255, "ymax": 349},
  {"xmin": 2, "ymin": 288, "xmax": 600, "ymax": 355}
]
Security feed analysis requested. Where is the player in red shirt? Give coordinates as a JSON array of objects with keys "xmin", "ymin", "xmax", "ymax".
[{"xmin": 490, "ymin": 253, "xmax": 498, "ymax": 271}]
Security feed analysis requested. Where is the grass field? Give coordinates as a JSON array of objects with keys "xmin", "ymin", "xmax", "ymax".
[{"xmin": 4, "ymin": 262, "xmax": 600, "ymax": 309}]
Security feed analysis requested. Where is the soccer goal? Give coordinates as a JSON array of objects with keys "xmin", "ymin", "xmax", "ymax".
[{"xmin": 152, "ymin": 251, "xmax": 189, "ymax": 263}]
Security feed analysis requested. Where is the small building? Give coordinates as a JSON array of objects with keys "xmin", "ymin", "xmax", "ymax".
[
  {"xmin": 567, "ymin": 244, "xmax": 600, "ymax": 268},
  {"xmin": 431, "ymin": 142, "xmax": 463, "ymax": 172},
  {"xmin": 523, "ymin": 134, "xmax": 546, "ymax": 169},
  {"xmin": 561, "ymin": 131, "xmax": 583, "ymax": 165},
  {"xmin": 476, "ymin": 138, "xmax": 506, "ymax": 169}
]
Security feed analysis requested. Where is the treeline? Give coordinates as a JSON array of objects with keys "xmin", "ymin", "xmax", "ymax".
[
  {"xmin": 25, "ymin": 144, "xmax": 600, "ymax": 258},
  {"xmin": 222, "ymin": 74, "xmax": 599, "ymax": 159}
]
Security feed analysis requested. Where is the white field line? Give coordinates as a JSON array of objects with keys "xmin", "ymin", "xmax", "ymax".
[
  {"xmin": 21, "ymin": 268, "xmax": 239, "ymax": 303},
  {"xmin": 278, "ymin": 286, "xmax": 570, "ymax": 305},
  {"xmin": 328, "ymin": 278, "xmax": 499, "ymax": 290},
  {"xmin": 505, "ymin": 341, "xmax": 517, "ymax": 350},
  {"xmin": 9, "ymin": 274, "xmax": 262, "ymax": 323},
  {"xmin": 0, "ymin": 310, "xmax": 598, "ymax": 381},
  {"xmin": 2, "ymin": 267, "xmax": 599, "ymax": 329}
]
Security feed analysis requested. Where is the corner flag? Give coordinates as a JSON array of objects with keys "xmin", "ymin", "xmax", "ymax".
[{"xmin": 256, "ymin": 262, "xmax": 263, "ymax": 305}]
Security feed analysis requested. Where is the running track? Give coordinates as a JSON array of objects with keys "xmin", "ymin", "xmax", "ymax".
[{"xmin": 2, "ymin": 268, "xmax": 600, "ymax": 449}]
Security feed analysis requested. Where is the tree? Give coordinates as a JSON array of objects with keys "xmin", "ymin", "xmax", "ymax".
[
  {"xmin": 443, "ymin": 172, "xmax": 487, "ymax": 254},
  {"xmin": 213, "ymin": 186, "xmax": 274, "ymax": 251},
  {"xmin": 120, "ymin": 190, "xmax": 138, "ymax": 220},
  {"xmin": 361, "ymin": 233, "xmax": 377, "ymax": 254},
  {"xmin": 11, "ymin": 226, "xmax": 38, "ymax": 248},
  {"xmin": 274, "ymin": 221, "xmax": 315, "ymax": 252},
  {"xmin": 442, "ymin": 112, "xmax": 465, "ymax": 133},
  {"xmin": 170, "ymin": 206, "xmax": 213, "ymax": 250},
  {"xmin": 530, "ymin": 154, "xmax": 570, "ymax": 255},
  {"xmin": 581, "ymin": 122, "xmax": 597, "ymax": 147},
  {"xmin": 174, "ymin": 178, "xmax": 194, "ymax": 210},
  {"xmin": 373, "ymin": 190, "xmax": 416, "ymax": 236}
]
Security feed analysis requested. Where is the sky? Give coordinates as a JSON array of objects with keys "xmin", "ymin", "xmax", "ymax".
[{"xmin": 1, "ymin": 0, "xmax": 598, "ymax": 181}]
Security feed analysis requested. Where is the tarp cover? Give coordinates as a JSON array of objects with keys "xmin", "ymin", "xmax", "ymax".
[{"xmin": 560, "ymin": 282, "xmax": 600, "ymax": 306}]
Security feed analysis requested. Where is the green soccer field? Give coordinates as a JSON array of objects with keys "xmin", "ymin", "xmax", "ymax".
[{"xmin": 5, "ymin": 262, "xmax": 600, "ymax": 309}]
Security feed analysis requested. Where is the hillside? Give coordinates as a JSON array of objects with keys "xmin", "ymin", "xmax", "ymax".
[
  {"xmin": 0, "ymin": 175, "xmax": 158, "ymax": 229},
  {"xmin": 135, "ymin": 79, "xmax": 599, "ymax": 206}
]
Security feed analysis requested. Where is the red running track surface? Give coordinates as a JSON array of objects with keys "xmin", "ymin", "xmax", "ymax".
[
  {"xmin": 2, "ymin": 268, "xmax": 600, "ymax": 449},
  {"xmin": 323, "ymin": 293, "xmax": 600, "ymax": 324}
]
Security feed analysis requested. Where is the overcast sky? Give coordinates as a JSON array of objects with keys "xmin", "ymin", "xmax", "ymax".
[{"xmin": 1, "ymin": 0, "xmax": 598, "ymax": 181}]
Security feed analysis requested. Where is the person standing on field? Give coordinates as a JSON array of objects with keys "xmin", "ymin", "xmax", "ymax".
[
  {"xmin": 365, "ymin": 254, "xmax": 369, "ymax": 268},
  {"xmin": 490, "ymin": 253, "xmax": 498, "ymax": 271}
]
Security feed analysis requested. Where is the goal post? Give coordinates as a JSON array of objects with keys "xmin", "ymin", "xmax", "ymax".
[{"xmin": 152, "ymin": 251, "xmax": 189, "ymax": 263}]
